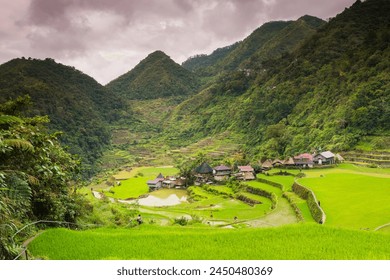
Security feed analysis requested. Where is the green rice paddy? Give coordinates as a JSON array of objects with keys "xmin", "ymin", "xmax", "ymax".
[
  {"xmin": 298, "ymin": 169, "xmax": 390, "ymax": 229},
  {"xmin": 27, "ymin": 163, "xmax": 390, "ymax": 260},
  {"xmin": 28, "ymin": 224, "xmax": 390, "ymax": 260},
  {"xmin": 104, "ymin": 166, "xmax": 178, "ymax": 199}
]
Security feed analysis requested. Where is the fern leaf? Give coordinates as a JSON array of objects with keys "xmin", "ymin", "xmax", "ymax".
[
  {"xmin": 3, "ymin": 139, "xmax": 34, "ymax": 152},
  {"xmin": 0, "ymin": 115, "xmax": 22, "ymax": 125},
  {"xmin": 27, "ymin": 175, "xmax": 39, "ymax": 185}
]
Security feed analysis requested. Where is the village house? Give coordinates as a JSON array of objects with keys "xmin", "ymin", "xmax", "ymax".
[
  {"xmin": 147, "ymin": 173, "xmax": 186, "ymax": 191},
  {"xmin": 293, "ymin": 153, "xmax": 314, "ymax": 168},
  {"xmin": 194, "ymin": 162, "xmax": 214, "ymax": 185},
  {"xmin": 146, "ymin": 173, "xmax": 165, "ymax": 191},
  {"xmin": 237, "ymin": 165, "xmax": 255, "ymax": 180},
  {"xmin": 335, "ymin": 153, "xmax": 345, "ymax": 163},
  {"xmin": 261, "ymin": 159, "xmax": 273, "ymax": 171},
  {"xmin": 213, "ymin": 165, "xmax": 232, "ymax": 182},
  {"xmin": 283, "ymin": 157, "xmax": 295, "ymax": 167},
  {"xmin": 162, "ymin": 178, "xmax": 175, "ymax": 188},
  {"xmin": 272, "ymin": 159, "xmax": 284, "ymax": 167},
  {"xmin": 313, "ymin": 151, "xmax": 336, "ymax": 165}
]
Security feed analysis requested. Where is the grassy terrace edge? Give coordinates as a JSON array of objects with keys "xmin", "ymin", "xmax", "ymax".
[{"xmin": 28, "ymin": 224, "xmax": 390, "ymax": 260}]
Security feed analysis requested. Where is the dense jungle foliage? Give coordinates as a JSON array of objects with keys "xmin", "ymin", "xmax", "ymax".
[{"xmin": 0, "ymin": 97, "xmax": 85, "ymax": 259}]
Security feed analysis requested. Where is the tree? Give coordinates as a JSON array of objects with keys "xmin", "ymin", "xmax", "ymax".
[{"xmin": 0, "ymin": 96, "xmax": 83, "ymax": 259}]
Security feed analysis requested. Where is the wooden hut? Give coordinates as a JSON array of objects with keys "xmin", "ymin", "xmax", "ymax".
[
  {"xmin": 293, "ymin": 153, "xmax": 314, "ymax": 168},
  {"xmin": 194, "ymin": 162, "xmax": 214, "ymax": 184},
  {"xmin": 238, "ymin": 165, "xmax": 255, "ymax": 180},
  {"xmin": 283, "ymin": 157, "xmax": 295, "ymax": 167},
  {"xmin": 213, "ymin": 165, "xmax": 232, "ymax": 181},
  {"xmin": 261, "ymin": 159, "xmax": 273, "ymax": 171},
  {"xmin": 272, "ymin": 159, "xmax": 284, "ymax": 167}
]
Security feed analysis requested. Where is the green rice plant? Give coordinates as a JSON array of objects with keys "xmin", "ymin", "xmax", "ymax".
[
  {"xmin": 104, "ymin": 167, "xmax": 179, "ymax": 199},
  {"xmin": 298, "ymin": 172, "xmax": 390, "ymax": 229},
  {"xmin": 28, "ymin": 224, "xmax": 390, "ymax": 260}
]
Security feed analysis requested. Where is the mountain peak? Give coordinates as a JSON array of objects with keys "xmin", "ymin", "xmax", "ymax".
[
  {"xmin": 106, "ymin": 51, "xmax": 200, "ymax": 100},
  {"xmin": 147, "ymin": 50, "xmax": 169, "ymax": 58},
  {"xmin": 297, "ymin": 15, "xmax": 326, "ymax": 28}
]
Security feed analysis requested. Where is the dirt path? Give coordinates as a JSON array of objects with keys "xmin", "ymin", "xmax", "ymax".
[{"xmin": 245, "ymin": 198, "xmax": 298, "ymax": 227}]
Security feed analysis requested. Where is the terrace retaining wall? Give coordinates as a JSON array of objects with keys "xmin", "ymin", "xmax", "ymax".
[
  {"xmin": 245, "ymin": 185, "xmax": 277, "ymax": 209},
  {"xmin": 257, "ymin": 178, "xmax": 284, "ymax": 190},
  {"xmin": 292, "ymin": 181, "xmax": 326, "ymax": 224},
  {"xmin": 282, "ymin": 192, "xmax": 304, "ymax": 222}
]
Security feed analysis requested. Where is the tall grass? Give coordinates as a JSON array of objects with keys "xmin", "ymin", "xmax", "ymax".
[{"xmin": 28, "ymin": 224, "xmax": 390, "ymax": 260}]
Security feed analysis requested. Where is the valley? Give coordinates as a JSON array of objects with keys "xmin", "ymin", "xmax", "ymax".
[
  {"xmin": 26, "ymin": 162, "xmax": 390, "ymax": 259},
  {"xmin": 1, "ymin": 0, "xmax": 390, "ymax": 261}
]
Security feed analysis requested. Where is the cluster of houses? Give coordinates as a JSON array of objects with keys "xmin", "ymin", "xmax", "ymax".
[
  {"xmin": 147, "ymin": 150, "xmax": 342, "ymax": 191},
  {"xmin": 146, "ymin": 173, "xmax": 186, "ymax": 191},
  {"xmin": 261, "ymin": 150, "xmax": 343, "ymax": 170},
  {"xmin": 146, "ymin": 163, "xmax": 256, "ymax": 191},
  {"xmin": 194, "ymin": 162, "xmax": 256, "ymax": 184}
]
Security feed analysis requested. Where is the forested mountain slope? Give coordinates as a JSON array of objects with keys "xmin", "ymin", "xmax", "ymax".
[
  {"xmin": 164, "ymin": 0, "xmax": 390, "ymax": 158},
  {"xmin": 0, "ymin": 58, "xmax": 125, "ymax": 175},
  {"xmin": 182, "ymin": 16, "xmax": 325, "ymax": 79},
  {"xmin": 182, "ymin": 42, "xmax": 239, "ymax": 72}
]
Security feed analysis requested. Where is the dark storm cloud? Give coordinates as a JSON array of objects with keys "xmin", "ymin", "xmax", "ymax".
[{"xmin": 0, "ymin": 0, "xmax": 356, "ymax": 84}]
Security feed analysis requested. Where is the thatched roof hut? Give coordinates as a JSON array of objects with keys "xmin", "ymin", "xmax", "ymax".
[
  {"xmin": 335, "ymin": 153, "xmax": 345, "ymax": 162},
  {"xmin": 194, "ymin": 162, "xmax": 213, "ymax": 174},
  {"xmin": 261, "ymin": 159, "xmax": 273, "ymax": 169},
  {"xmin": 283, "ymin": 157, "xmax": 295, "ymax": 166}
]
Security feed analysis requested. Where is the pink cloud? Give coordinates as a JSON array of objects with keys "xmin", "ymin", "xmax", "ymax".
[{"xmin": 0, "ymin": 0, "xmax": 356, "ymax": 84}]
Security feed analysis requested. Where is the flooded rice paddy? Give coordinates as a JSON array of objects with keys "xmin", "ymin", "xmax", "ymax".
[{"xmin": 121, "ymin": 188, "xmax": 188, "ymax": 207}]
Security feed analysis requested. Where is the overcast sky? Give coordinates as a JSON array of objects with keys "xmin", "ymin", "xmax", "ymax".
[{"xmin": 0, "ymin": 0, "xmax": 356, "ymax": 85}]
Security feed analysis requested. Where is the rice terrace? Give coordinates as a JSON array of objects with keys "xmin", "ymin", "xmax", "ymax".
[
  {"xmin": 1, "ymin": 0, "xmax": 390, "ymax": 263},
  {"xmin": 28, "ymin": 163, "xmax": 390, "ymax": 260}
]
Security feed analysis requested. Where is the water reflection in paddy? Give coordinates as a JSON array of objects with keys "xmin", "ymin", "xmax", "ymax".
[{"xmin": 122, "ymin": 189, "xmax": 188, "ymax": 207}]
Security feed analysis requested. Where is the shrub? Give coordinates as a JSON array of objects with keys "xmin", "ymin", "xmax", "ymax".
[{"xmin": 174, "ymin": 216, "xmax": 188, "ymax": 226}]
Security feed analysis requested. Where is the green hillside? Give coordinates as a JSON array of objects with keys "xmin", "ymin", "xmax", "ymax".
[
  {"xmin": 182, "ymin": 16, "xmax": 325, "ymax": 79},
  {"xmin": 243, "ymin": 15, "xmax": 325, "ymax": 69},
  {"xmin": 163, "ymin": 0, "xmax": 390, "ymax": 158},
  {"xmin": 182, "ymin": 42, "xmax": 239, "ymax": 72},
  {"xmin": 106, "ymin": 50, "xmax": 200, "ymax": 100},
  {"xmin": 0, "ymin": 58, "xmax": 126, "ymax": 176}
]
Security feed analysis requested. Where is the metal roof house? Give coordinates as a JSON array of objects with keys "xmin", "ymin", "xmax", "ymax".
[
  {"xmin": 238, "ymin": 165, "xmax": 255, "ymax": 180},
  {"xmin": 313, "ymin": 151, "xmax": 336, "ymax": 165},
  {"xmin": 147, "ymin": 176, "xmax": 164, "ymax": 190},
  {"xmin": 213, "ymin": 165, "xmax": 232, "ymax": 181}
]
